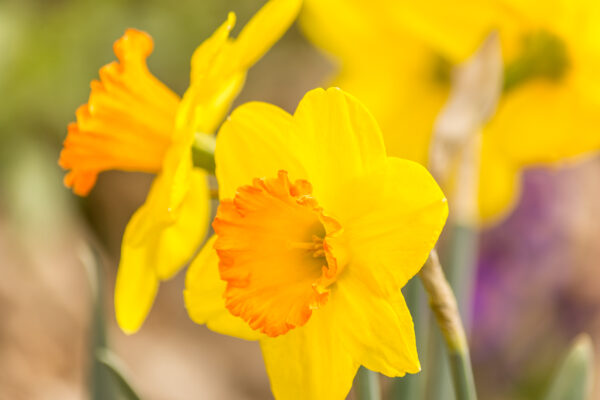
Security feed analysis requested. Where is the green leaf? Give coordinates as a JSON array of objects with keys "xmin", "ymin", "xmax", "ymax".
[
  {"xmin": 96, "ymin": 348, "xmax": 142, "ymax": 400},
  {"xmin": 543, "ymin": 334, "xmax": 594, "ymax": 400}
]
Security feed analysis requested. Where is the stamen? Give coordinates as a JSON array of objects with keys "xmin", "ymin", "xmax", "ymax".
[{"xmin": 288, "ymin": 235, "xmax": 326, "ymax": 258}]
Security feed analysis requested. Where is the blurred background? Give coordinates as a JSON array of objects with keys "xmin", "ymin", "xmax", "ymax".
[{"xmin": 1, "ymin": 0, "xmax": 599, "ymax": 399}]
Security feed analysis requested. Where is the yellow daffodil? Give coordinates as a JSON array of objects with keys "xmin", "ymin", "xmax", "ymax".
[
  {"xmin": 59, "ymin": 0, "xmax": 301, "ymax": 333},
  {"xmin": 300, "ymin": 0, "xmax": 600, "ymax": 223},
  {"xmin": 184, "ymin": 87, "xmax": 448, "ymax": 399}
]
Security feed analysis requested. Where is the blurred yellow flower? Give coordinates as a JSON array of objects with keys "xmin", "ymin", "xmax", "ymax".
[
  {"xmin": 184, "ymin": 88, "xmax": 448, "ymax": 399},
  {"xmin": 59, "ymin": 0, "xmax": 302, "ymax": 334},
  {"xmin": 300, "ymin": 0, "xmax": 600, "ymax": 223}
]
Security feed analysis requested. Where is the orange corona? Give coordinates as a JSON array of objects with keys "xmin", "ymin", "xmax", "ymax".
[
  {"xmin": 59, "ymin": 29, "xmax": 180, "ymax": 196},
  {"xmin": 213, "ymin": 170, "xmax": 343, "ymax": 337}
]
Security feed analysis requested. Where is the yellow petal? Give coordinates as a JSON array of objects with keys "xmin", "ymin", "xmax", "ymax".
[
  {"xmin": 189, "ymin": 12, "xmax": 236, "ymax": 86},
  {"xmin": 292, "ymin": 87, "xmax": 387, "ymax": 212},
  {"xmin": 337, "ymin": 157, "xmax": 448, "ymax": 296},
  {"xmin": 485, "ymin": 81, "xmax": 600, "ymax": 165},
  {"xmin": 215, "ymin": 101, "xmax": 306, "ymax": 199},
  {"xmin": 116, "ymin": 146, "xmax": 210, "ymax": 333},
  {"xmin": 300, "ymin": 0, "xmax": 384, "ymax": 65},
  {"xmin": 180, "ymin": 12, "xmax": 246, "ymax": 135},
  {"xmin": 260, "ymin": 303, "xmax": 359, "ymax": 400},
  {"xmin": 386, "ymin": 0, "xmax": 499, "ymax": 62},
  {"xmin": 260, "ymin": 270, "xmax": 420, "ymax": 399},
  {"xmin": 232, "ymin": 0, "xmax": 302, "ymax": 72},
  {"xmin": 179, "ymin": 0, "xmax": 300, "ymax": 136},
  {"xmin": 155, "ymin": 169, "xmax": 211, "ymax": 280},
  {"xmin": 334, "ymin": 270, "xmax": 420, "ymax": 376},
  {"xmin": 115, "ymin": 203, "xmax": 160, "ymax": 334},
  {"xmin": 184, "ymin": 236, "xmax": 262, "ymax": 341},
  {"xmin": 179, "ymin": 72, "xmax": 246, "ymax": 137},
  {"xmin": 300, "ymin": 0, "xmax": 450, "ymax": 165},
  {"xmin": 478, "ymin": 138, "xmax": 522, "ymax": 224}
]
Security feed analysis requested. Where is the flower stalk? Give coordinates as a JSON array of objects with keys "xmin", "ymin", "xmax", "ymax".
[
  {"xmin": 356, "ymin": 367, "xmax": 382, "ymax": 400},
  {"xmin": 191, "ymin": 133, "xmax": 216, "ymax": 174},
  {"xmin": 419, "ymin": 250, "xmax": 477, "ymax": 400}
]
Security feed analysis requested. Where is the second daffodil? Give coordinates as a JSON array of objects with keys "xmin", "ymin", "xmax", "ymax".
[
  {"xmin": 58, "ymin": 0, "xmax": 301, "ymax": 333},
  {"xmin": 184, "ymin": 88, "xmax": 448, "ymax": 399}
]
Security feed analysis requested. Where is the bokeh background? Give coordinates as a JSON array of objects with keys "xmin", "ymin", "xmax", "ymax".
[{"xmin": 1, "ymin": 0, "xmax": 599, "ymax": 399}]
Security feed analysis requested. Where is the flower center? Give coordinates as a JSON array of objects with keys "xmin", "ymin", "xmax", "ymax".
[
  {"xmin": 213, "ymin": 170, "xmax": 344, "ymax": 337},
  {"xmin": 431, "ymin": 30, "xmax": 570, "ymax": 93},
  {"xmin": 504, "ymin": 30, "xmax": 570, "ymax": 92}
]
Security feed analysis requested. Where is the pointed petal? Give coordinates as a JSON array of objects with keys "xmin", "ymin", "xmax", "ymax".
[
  {"xmin": 116, "ymin": 148, "xmax": 210, "ymax": 333},
  {"xmin": 232, "ymin": 0, "xmax": 302, "ymax": 72},
  {"xmin": 215, "ymin": 101, "xmax": 306, "ymax": 199},
  {"xmin": 334, "ymin": 271, "xmax": 420, "ymax": 376},
  {"xmin": 260, "ymin": 304, "xmax": 359, "ymax": 400},
  {"xmin": 184, "ymin": 236, "xmax": 262, "ymax": 341},
  {"xmin": 292, "ymin": 87, "xmax": 387, "ymax": 211},
  {"xmin": 154, "ymin": 168, "xmax": 211, "ymax": 280},
  {"xmin": 190, "ymin": 12, "xmax": 236, "ymax": 85},
  {"xmin": 180, "ymin": 13, "xmax": 246, "ymax": 135},
  {"xmin": 115, "ymin": 205, "xmax": 160, "ymax": 334},
  {"xmin": 339, "ymin": 157, "xmax": 448, "ymax": 296}
]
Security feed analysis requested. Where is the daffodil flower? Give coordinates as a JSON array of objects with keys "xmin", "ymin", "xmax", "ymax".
[
  {"xmin": 300, "ymin": 0, "xmax": 600, "ymax": 223},
  {"xmin": 59, "ymin": 0, "xmax": 301, "ymax": 333},
  {"xmin": 184, "ymin": 88, "xmax": 448, "ymax": 399}
]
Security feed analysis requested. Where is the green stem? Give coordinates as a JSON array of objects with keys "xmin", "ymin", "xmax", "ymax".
[
  {"xmin": 191, "ymin": 132, "xmax": 216, "ymax": 173},
  {"xmin": 80, "ymin": 245, "xmax": 117, "ymax": 400},
  {"xmin": 393, "ymin": 278, "xmax": 427, "ymax": 399},
  {"xmin": 97, "ymin": 348, "xmax": 142, "ymax": 400},
  {"xmin": 425, "ymin": 222, "xmax": 478, "ymax": 400},
  {"xmin": 424, "ymin": 324, "xmax": 452, "ymax": 400},
  {"xmin": 445, "ymin": 223, "xmax": 478, "ymax": 329},
  {"xmin": 356, "ymin": 367, "xmax": 381, "ymax": 400},
  {"xmin": 419, "ymin": 251, "xmax": 477, "ymax": 400}
]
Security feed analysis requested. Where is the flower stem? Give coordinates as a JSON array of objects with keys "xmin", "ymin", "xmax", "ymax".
[
  {"xmin": 419, "ymin": 250, "xmax": 477, "ymax": 400},
  {"xmin": 356, "ymin": 367, "xmax": 381, "ymax": 400},
  {"xmin": 392, "ymin": 278, "xmax": 427, "ymax": 399},
  {"xmin": 191, "ymin": 132, "xmax": 216, "ymax": 173}
]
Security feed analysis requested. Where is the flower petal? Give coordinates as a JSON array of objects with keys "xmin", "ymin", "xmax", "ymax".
[
  {"xmin": 215, "ymin": 101, "xmax": 305, "ymax": 199},
  {"xmin": 184, "ymin": 236, "xmax": 262, "ymax": 341},
  {"xmin": 260, "ymin": 304, "xmax": 359, "ymax": 400},
  {"xmin": 231, "ymin": 0, "xmax": 302, "ymax": 72},
  {"xmin": 485, "ymin": 81, "xmax": 600, "ymax": 165},
  {"xmin": 385, "ymin": 0, "xmax": 499, "ymax": 62},
  {"xmin": 338, "ymin": 157, "xmax": 448, "ymax": 296},
  {"xmin": 115, "ymin": 205, "xmax": 160, "ymax": 334},
  {"xmin": 179, "ymin": 12, "xmax": 246, "ymax": 136},
  {"xmin": 300, "ymin": 3, "xmax": 450, "ymax": 165},
  {"xmin": 115, "ymin": 150, "xmax": 210, "ymax": 333},
  {"xmin": 334, "ymin": 270, "xmax": 420, "ymax": 376},
  {"xmin": 292, "ymin": 87, "xmax": 387, "ymax": 212},
  {"xmin": 478, "ymin": 138, "xmax": 522, "ymax": 224}
]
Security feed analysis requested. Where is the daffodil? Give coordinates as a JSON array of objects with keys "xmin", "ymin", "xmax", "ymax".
[
  {"xmin": 184, "ymin": 87, "xmax": 448, "ymax": 399},
  {"xmin": 59, "ymin": 0, "xmax": 301, "ymax": 333},
  {"xmin": 300, "ymin": 0, "xmax": 600, "ymax": 223}
]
